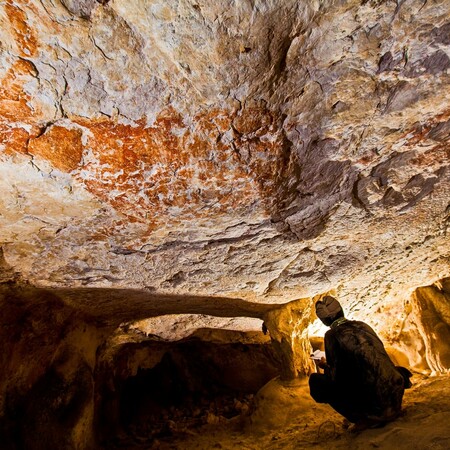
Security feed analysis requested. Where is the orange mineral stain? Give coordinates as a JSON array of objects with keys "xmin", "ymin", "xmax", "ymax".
[
  {"xmin": 0, "ymin": 60, "xmax": 285, "ymax": 230},
  {"xmin": 68, "ymin": 107, "xmax": 279, "ymax": 224},
  {"xmin": 28, "ymin": 126, "xmax": 84, "ymax": 172},
  {"xmin": 0, "ymin": 60, "xmax": 41, "ymax": 155},
  {"xmin": 5, "ymin": 2, "xmax": 38, "ymax": 57}
]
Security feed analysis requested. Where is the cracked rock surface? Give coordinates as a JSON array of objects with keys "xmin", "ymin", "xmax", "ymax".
[
  {"xmin": 2, "ymin": 3, "xmax": 450, "ymax": 448},
  {"xmin": 0, "ymin": 0, "xmax": 449, "ymax": 320}
]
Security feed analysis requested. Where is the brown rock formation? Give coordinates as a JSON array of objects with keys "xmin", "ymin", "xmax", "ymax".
[{"xmin": 0, "ymin": 0, "xmax": 449, "ymax": 448}]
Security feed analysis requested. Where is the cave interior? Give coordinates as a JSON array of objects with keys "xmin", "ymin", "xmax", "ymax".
[{"xmin": 1, "ymin": 0, "xmax": 450, "ymax": 449}]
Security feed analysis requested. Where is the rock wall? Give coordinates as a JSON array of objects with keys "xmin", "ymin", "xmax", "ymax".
[
  {"xmin": 405, "ymin": 277, "xmax": 450, "ymax": 373},
  {"xmin": 0, "ymin": 281, "xmax": 284, "ymax": 448},
  {"xmin": 0, "ymin": 0, "xmax": 449, "ymax": 313},
  {"xmin": 0, "ymin": 283, "xmax": 104, "ymax": 449},
  {"xmin": 1, "ymin": 277, "xmax": 450, "ymax": 449}
]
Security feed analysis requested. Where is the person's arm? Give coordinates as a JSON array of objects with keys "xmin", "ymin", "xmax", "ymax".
[{"xmin": 324, "ymin": 330, "xmax": 338, "ymax": 380}]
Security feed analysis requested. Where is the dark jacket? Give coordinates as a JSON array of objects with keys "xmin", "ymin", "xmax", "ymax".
[{"xmin": 322, "ymin": 319, "xmax": 405, "ymax": 421}]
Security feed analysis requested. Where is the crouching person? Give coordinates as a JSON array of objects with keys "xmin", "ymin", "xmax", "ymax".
[{"xmin": 309, "ymin": 296, "xmax": 412, "ymax": 431}]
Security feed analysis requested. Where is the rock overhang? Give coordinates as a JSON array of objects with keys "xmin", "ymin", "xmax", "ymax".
[{"xmin": 0, "ymin": 0, "xmax": 449, "ymax": 320}]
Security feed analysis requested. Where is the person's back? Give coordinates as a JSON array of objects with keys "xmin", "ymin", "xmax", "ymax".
[
  {"xmin": 324, "ymin": 319, "xmax": 405, "ymax": 422},
  {"xmin": 309, "ymin": 296, "xmax": 411, "ymax": 429}
]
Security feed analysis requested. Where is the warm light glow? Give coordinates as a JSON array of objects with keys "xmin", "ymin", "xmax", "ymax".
[{"xmin": 306, "ymin": 318, "xmax": 329, "ymax": 340}]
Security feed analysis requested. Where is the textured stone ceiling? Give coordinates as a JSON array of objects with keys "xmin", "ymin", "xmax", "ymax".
[
  {"xmin": 1, "ymin": 3, "xmax": 450, "ymax": 447},
  {"xmin": 0, "ymin": 0, "xmax": 449, "ymax": 320}
]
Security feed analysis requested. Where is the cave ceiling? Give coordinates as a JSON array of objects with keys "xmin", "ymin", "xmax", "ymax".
[{"xmin": 0, "ymin": 0, "xmax": 449, "ymax": 320}]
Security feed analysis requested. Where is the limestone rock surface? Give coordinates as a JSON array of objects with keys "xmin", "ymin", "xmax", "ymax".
[{"xmin": 0, "ymin": 0, "xmax": 449, "ymax": 324}]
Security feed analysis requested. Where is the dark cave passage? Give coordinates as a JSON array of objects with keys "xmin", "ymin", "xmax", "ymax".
[{"xmin": 96, "ymin": 332, "xmax": 282, "ymax": 445}]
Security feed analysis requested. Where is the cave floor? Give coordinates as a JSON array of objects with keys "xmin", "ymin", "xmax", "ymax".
[{"xmin": 113, "ymin": 373, "xmax": 450, "ymax": 450}]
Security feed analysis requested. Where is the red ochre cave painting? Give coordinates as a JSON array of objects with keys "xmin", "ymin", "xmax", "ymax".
[
  {"xmin": 71, "ymin": 107, "xmax": 289, "ymax": 228},
  {"xmin": 2, "ymin": 2, "xmax": 448, "ymax": 233},
  {"xmin": 0, "ymin": 57, "xmax": 288, "ymax": 229},
  {"xmin": 75, "ymin": 110, "xmax": 258, "ymax": 224},
  {"xmin": 0, "ymin": 4, "xmax": 289, "ymax": 229}
]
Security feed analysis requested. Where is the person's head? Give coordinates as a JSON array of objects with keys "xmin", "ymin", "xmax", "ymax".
[{"xmin": 315, "ymin": 295, "xmax": 344, "ymax": 326}]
